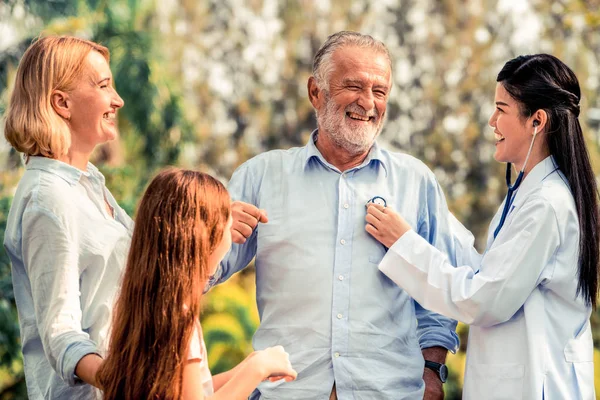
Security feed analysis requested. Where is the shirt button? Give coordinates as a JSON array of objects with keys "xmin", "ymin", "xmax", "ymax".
[
  {"xmin": 343, "ymin": 203, "xmax": 349, "ymax": 209},
  {"xmin": 340, "ymin": 239, "xmax": 346, "ymax": 245},
  {"xmin": 334, "ymin": 352, "xmax": 340, "ymax": 358},
  {"xmin": 337, "ymin": 313, "xmax": 343, "ymax": 319},
  {"xmin": 338, "ymin": 275, "xmax": 344, "ymax": 281}
]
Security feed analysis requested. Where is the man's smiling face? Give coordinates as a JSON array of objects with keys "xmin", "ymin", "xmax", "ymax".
[{"xmin": 316, "ymin": 45, "xmax": 391, "ymax": 155}]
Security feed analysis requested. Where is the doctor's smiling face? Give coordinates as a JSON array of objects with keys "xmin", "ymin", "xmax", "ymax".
[{"xmin": 488, "ymin": 83, "xmax": 537, "ymax": 168}]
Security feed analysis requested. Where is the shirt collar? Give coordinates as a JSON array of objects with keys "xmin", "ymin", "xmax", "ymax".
[
  {"xmin": 511, "ymin": 155, "xmax": 559, "ymax": 206},
  {"xmin": 303, "ymin": 129, "xmax": 389, "ymax": 176},
  {"xmin": 25, "ymin": 156, "xmax": 102, "ymax": 186}
]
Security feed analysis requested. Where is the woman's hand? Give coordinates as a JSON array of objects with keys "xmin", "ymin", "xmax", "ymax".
[
  {"xmin": 365, "ymin": 204, "xmax": 412, "ymax": 248},
  {"xmin": 252, "ymin": 346, "xmax": 297, "ymax": 383}
]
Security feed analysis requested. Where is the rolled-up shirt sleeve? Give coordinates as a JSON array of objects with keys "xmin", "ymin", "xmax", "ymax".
[
  {"xmin": 22, "ymin": 207, "xmax": 98, "ymax": 386},
  {"xmin": 210, "ymin": 162, "xmax": 260, "ymax": 289}
]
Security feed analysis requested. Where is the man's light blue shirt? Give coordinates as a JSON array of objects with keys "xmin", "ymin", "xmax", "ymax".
[
  {"xmin": 213, "ymin": 132, "xmax": 459, "ymax": 399},
  {"xmin": 4, "ymin": 157, "xmax": 132, "ymax": 399}
]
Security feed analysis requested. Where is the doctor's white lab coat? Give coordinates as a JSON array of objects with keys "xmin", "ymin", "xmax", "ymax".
[{"xmin": 379, "ymin": 156, "xmax": 595, "ymax": 400}]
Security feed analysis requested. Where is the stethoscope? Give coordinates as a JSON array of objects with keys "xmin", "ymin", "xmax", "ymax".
[{"xmin": 493, "ymin": 121, "xmax": 539, "ymax": 238}]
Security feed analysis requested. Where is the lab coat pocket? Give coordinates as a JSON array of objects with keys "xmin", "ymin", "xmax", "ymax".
[
  {"xmin": 467, "ymin": 363, "xmax": 524, "ymax": 400},
  {"xmin": 564, "ymin": 323, "xmax": 595, "ymax": 400}
]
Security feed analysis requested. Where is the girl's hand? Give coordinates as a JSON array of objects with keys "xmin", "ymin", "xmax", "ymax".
[
  {"xmin": 253, "ymin": 346, "xmax": 297, "ymax": 382},
  {"xmin": 365, "ymin": 204, "xmax": 412, "ymax": 248}
]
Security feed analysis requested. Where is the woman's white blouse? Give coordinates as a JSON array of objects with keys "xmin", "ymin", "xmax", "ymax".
[
  {"xmin": 4, "ymin": 157, "xmax": 133, "ymax": 399},
  {"xmin": 379, "ymin": 156, "xmax": 594, "ymax": 400}
]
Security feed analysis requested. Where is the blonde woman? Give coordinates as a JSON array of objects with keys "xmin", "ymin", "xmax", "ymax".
[{"xmin": 3, "ymin": 36, "xmax": 132, "ymax": 399}]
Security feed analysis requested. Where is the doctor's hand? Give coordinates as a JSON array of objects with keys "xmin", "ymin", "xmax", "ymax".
[
  {"xmin": 365, "ymin": 204, "xmax": 412, "ymax": 248},
  {"xmin": 231, "ymin": 201, "xmax": 268, "ymax": 244}
]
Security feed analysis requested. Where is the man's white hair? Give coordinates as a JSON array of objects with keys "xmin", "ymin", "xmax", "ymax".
[{"xmin": 312, "ymin": 31, "xmax": 393, "ymax": 90}]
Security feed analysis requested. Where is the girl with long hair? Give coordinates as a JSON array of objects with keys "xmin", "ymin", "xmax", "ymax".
[
  {"xmin": 97, "ymin": 168, "xmax": 296, "ymax": 399},
  {"xmin": 365, "ymin": 54, "xmax": 598, "ymax": 399}
]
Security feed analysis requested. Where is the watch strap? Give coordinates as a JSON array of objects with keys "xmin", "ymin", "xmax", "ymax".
[{"xmin": 424, "ymin": 360, "xmax": 447, "ymax": 383}]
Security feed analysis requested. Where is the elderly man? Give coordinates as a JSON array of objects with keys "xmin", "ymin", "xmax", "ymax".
[{"xmin": 212, "ymin": 31, "xmax": 459, "ymax": 399}]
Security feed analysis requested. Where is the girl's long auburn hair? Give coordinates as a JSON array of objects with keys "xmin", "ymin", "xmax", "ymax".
[{"xmin": 97, "ymin": 168, "xmax": 231, "ymax": 400}]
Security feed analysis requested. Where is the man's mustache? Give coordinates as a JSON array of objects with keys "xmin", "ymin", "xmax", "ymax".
[{"xmin": 344, "ymin": 103, "xmax": 378, "ymax": 119}]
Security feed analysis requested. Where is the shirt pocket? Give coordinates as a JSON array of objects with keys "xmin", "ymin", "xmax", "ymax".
[
  {"xmin": 368, "ymin": 253, "xmax": 384, "ymax": 264},
  {"xmin": 257, "ymin": 221, "xmax": 278, "ymax": 239},
  {"xmin": 367, "ymin": 241, "xmax": 388, "ymax": 264},
  {"xmin": 467, "ymin": 363, "xmax": 524, "ymax": 400}
]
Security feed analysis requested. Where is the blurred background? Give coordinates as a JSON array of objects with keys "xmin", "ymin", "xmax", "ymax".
[{"xmin": 0, "ymin": 0, "xmax": 599, "ymax": 398}]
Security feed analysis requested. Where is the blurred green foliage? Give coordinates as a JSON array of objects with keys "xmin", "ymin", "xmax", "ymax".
[
  {"xmin": 1, "ymin": 0, "xmax": 600, "ymax": 399},
  {"xmin": 202, "ymin": 271, "xmax": 259, "ymax": 373},
  {"xmin": 0, "ymin": 196, "xmax": 24, "ymax": 399}
]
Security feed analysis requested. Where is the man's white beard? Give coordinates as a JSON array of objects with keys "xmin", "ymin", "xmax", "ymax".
[{"xmin": 318, "ymin": 93, "xmax": 383, "ymax": 155}]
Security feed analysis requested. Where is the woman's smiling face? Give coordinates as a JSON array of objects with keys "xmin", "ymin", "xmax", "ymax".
[
  {"xmin": 66, "ymin": 50, "xmax": 124, "ymax": 153},
  {"xmin": 488, "ymin": 83, "xmax": 535, "ymax": 169}
]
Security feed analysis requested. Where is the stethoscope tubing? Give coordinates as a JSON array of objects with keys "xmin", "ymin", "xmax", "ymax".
[
  {"xmin": 493, "ymin": 125, "xmax": 539, "ymax": 238},
  {"xmin": 493, "ymin": 166, "xmax": 524, "ymax": 238}
]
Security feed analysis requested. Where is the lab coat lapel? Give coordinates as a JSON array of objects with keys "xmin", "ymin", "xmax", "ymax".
[
  {"xmin": 486, "ymin": 157, "xmax": 558, "ymax": 250},
  {"xmin": 486, "ymin": 199, "xmax": 505, "ymax": 249},
  {"xmin": 507, "ymin": 156, "xmax": 559, "ymax": 216}
]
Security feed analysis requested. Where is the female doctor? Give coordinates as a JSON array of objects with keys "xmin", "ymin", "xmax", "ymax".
[{"xmin": 366, "ymin": 54, "xmax": 598, "ymax": 400}]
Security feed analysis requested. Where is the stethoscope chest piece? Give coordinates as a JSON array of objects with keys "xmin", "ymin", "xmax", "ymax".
[{"xmin": 366, "ymin": 196, "xmax": 387, "ymax": 208}]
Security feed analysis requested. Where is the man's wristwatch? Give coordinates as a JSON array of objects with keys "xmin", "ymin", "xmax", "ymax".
[{"xmin": 424, "ymin": 360, "xmax": 448, "ymax": 383}]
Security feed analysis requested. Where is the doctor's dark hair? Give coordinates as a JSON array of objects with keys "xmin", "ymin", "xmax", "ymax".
[{"xmin": 497, "ymin": 54, "xmax": 599, "ymax": 308}]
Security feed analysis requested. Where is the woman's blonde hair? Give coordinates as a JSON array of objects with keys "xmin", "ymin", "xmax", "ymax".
[{"xmin": 4, "ymin": 35, "xmax": 109, "ymax": 158}]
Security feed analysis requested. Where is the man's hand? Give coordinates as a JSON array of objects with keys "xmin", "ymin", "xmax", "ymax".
[
  {"xmin": 422, "ymin": 346, "xmax": 447, "ymax": 400},
  {"xmin": 231, "ymin": 201, "xmax": 268, "ymax": 244}
]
